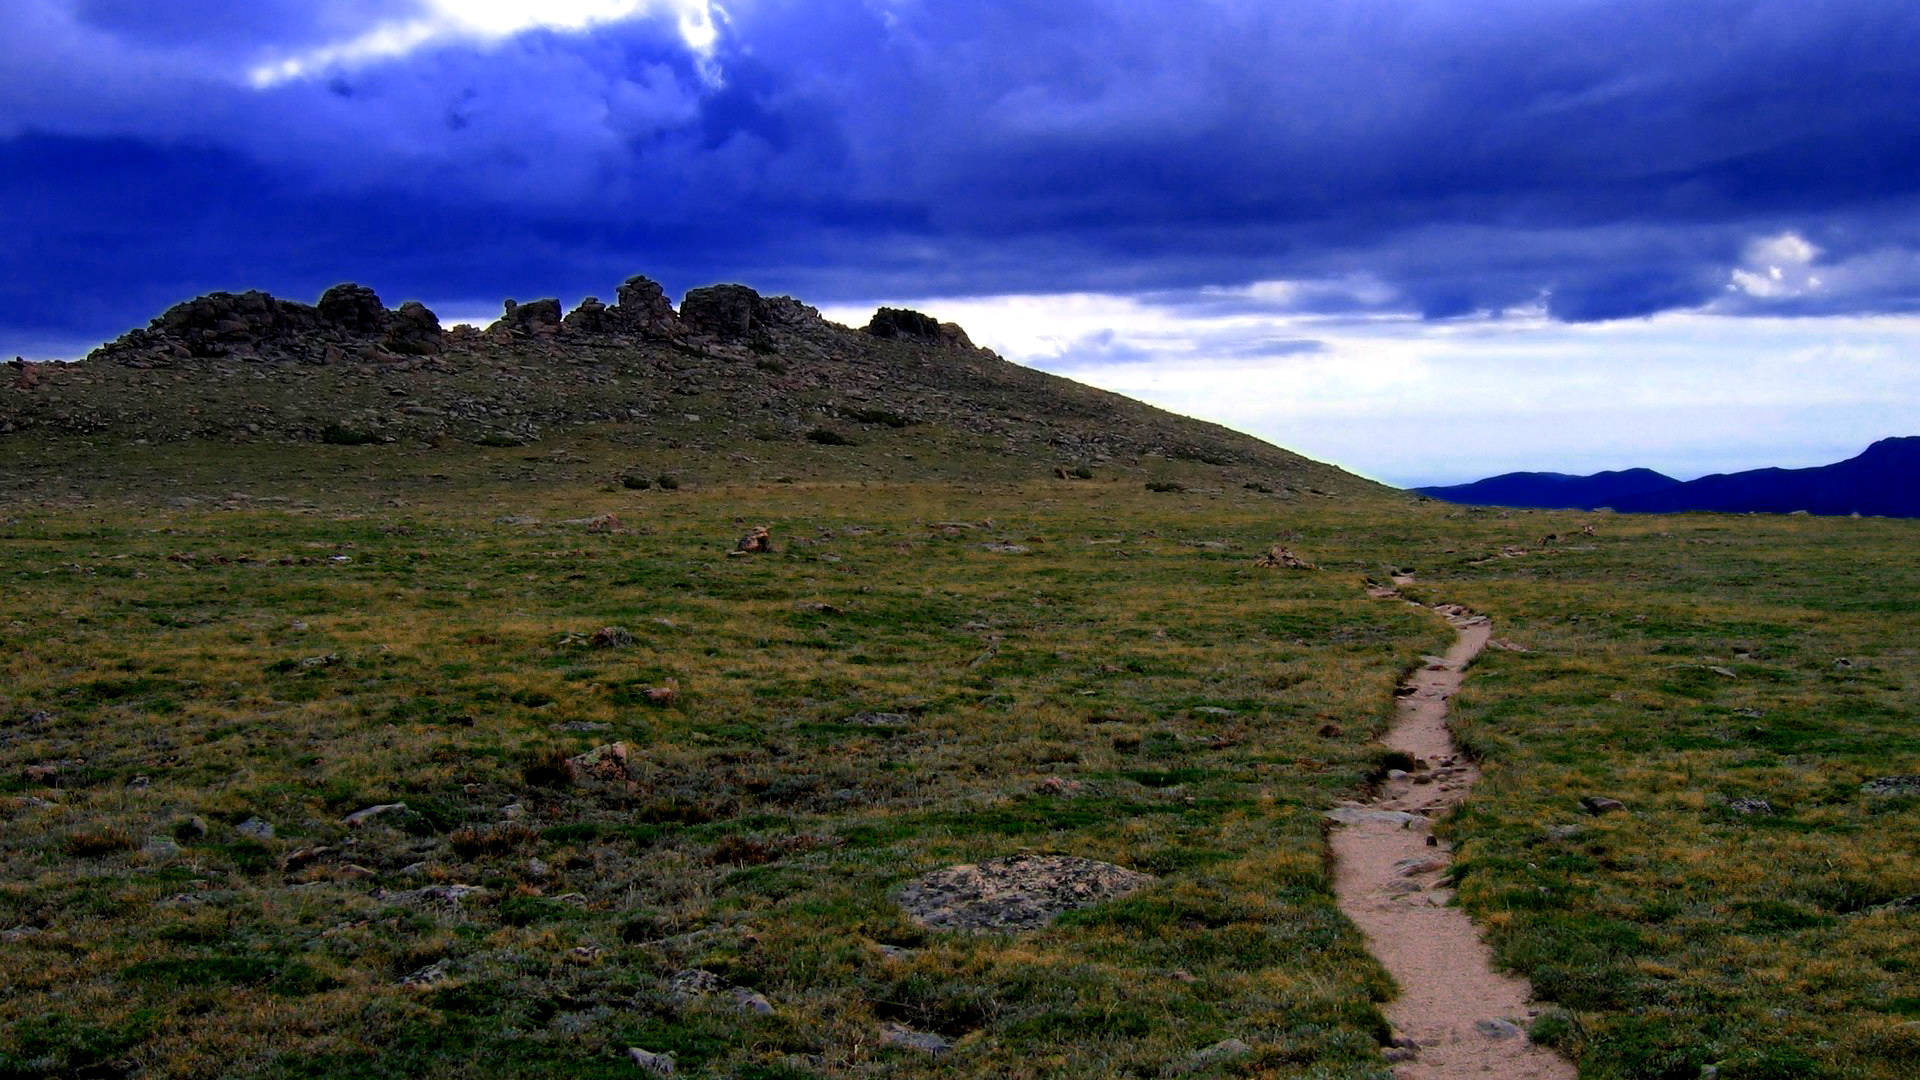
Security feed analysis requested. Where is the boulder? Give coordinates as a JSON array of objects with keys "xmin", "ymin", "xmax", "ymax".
[
  {"xmin": 383, "ymin": 300, "xmax": 443, "ymax": 355},
  {"xmin": 317, "ymin": 284, "xmax": 388, "ymax": 336},
  {"xmin": 492, "ymin": 298, "xmax": 563, "ymax": 338},
  {"xmin": 568, "ymin": 742, "xmax": 635, "ymax": 783},
  {"xmin": 680, "ymin": 284, "xmax": 763, "ymax": 338}
]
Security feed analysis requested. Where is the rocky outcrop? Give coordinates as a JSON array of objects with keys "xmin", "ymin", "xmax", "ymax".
[
  {"xmin": 678, "ymin": 284, "xmax": 823, "ymax": 340},
  {"xmin": 87, "ymin": 284, "xmax": 446, "ymax": 367},
  {"xmin": 865, "ymin": 307, "xmax": 943, "ymax": 342},
  {"xmin": 609, "ymin": 276, "xmax": 681, "ymax": 337},
  {"xmin": 561, "ymin": 297, "xmax": 611, "ymax": 335},
  {"xmin": 491, "ymin": 298, "xmax": 563, "ymax": 339},
  {"xmin": 679, "ymin": 284, "xmax": 764, "ymax": 339}
]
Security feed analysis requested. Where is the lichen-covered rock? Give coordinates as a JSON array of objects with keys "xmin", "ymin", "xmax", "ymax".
[{"xmin": 896, "ymin": 854, "xmax": 1154, "ymax": 932}]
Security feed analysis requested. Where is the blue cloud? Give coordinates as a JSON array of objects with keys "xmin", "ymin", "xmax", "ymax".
[{"xmin": 5, "ymin": 0, "xmax": 1920, "ymax": 353}]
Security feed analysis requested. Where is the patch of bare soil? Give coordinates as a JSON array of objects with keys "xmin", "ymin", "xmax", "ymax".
[
  {"xmin": 1327, "ymin": 596, "xmax": 1576, "ymax": 1079},
  {"xmin": 896, "ymin": 854, "xmax": 1155, "ymax": 932}
]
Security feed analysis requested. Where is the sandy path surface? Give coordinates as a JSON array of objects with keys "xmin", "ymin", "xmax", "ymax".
[{"xmin": 1327, "ymin": 590, "xmax": 1576, "ymax": 1080}]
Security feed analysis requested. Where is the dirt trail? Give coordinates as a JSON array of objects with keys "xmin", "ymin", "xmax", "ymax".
[{"xmin": 1326, "ymin": 585, "xmax": 1575, "ymax": 1080}]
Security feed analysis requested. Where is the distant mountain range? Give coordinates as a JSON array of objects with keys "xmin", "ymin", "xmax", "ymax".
[{"xmin": 1415, "ymin": 437, "xmax": 1920, "ymax": 518}]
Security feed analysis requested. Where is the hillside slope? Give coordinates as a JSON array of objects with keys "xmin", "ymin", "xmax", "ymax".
[{"xmin": 1, "ymin": 276, "xmax": 1379, "ymax": 498}]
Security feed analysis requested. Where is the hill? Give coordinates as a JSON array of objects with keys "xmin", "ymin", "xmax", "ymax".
[
  {"xmin": 0, "ymin": 276, "xmax": 1376, "ymax": 499},
  {"xmin": 1418, "ymin": 439, "xmax": 1920, "ymax": 517},
  {"xmin": 1413, "ymin": 467, "xmax": 1679, "ymax": 510},
  {"xmin": 1609, "ymin": 437, "xmax": 1920, "ymax": 517}
]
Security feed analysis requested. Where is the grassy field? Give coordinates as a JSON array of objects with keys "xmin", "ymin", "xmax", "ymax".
[{"xmin": 1, "ymin": 437, "xmax": 1915, "ymax": 1079}]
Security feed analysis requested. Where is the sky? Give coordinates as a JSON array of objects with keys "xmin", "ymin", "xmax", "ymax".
[{"xmin": 3, "ymin": 0, "xmax": 1918, "ymax": 485}]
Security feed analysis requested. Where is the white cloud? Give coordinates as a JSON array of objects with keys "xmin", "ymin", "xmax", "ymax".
[
  {"xmin": 248, "ymin": 0, "xmax": 718, "ymax": 87},
  {"xmin": 1728, "ymin": 231, "xmax": 1823, "ymax": 299},
  {"xmin": 825, "ymin": 285, "xmax": 1920, "ymax": 486}
]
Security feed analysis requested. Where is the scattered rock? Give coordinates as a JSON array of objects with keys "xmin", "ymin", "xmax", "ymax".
[
  {"xmin": 143, "ymin": 836, "xmax": 181, "ymax": 860},
  {"xmin": 1393, "ymin": 856, "xmax": 1448, "ymax": 877},
  {"xmin": 733, "ymin": 525, "xmax": 774, "ymax": 554},
  {"xmin": 1580, "ymin": 795, "xmax": 1627, "ymax": 816},
  {"xmin": 174, "ymin": 815, "xmax": 208, "ymax": 840},
  {"xmin": 343, "ymin": 802, "xmax": 409, "ymax": 827},
  {"xmin": 845, "ymin": 711, "xmax": 910, "ymax": 727},
  {"xmin": 642, "ymin": 685, "xmax": 678, "ymax": 706},
  {"xmin": 627, "ymin": 1047, "xmax": 676, "ymax": 1074},
  {"xmin": 1035, "ymin": 777, "xmax": 1084, "ymax": 796},
  {"xmin": 895, "ymin": 853, "xmax": 1155, "ymax": 932},
  {"xmin": 880, "ymin": 1024, "xmax": 951, "ymax": 1054},
  {"xmin": 1253, "ymin": 545, "xmax": 1315, "ymax": 569},
  {"xmin": 980, "ymin": 542, "xmax": 1030, "ymax": 553},
  {"xmin": 1727, "ymin": 797, "xmax": 1774, "ymax": 816},
  {"xmin": 236, "ymin": 816, "xmax": 275, "ymax": 840},
  {"xmin": 1863, "ymin": 777, "xmax": 1920, "ymax": 797},
  {"xmin": 568, "ymin": 743, "xmax": 635, "ymax": 783}
]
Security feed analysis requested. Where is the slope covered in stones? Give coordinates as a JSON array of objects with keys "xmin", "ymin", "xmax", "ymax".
[{"xmin": 2, "ymin": 276, "xmax": 1378, "ymax": 497}]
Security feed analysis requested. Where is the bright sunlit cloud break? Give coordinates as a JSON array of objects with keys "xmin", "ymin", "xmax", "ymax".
[{"xmin": 248, "ymin": 0, "xmax": 718, "ymax": 87}]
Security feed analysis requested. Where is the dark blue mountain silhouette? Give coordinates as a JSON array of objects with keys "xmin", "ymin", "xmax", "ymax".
[
  {"xmin": 1416, "ymin": 438, "xmax": 1920, "ymax": 517},
  {"xmin": 1414, "ymin": 468, "xmax": 1679, "ymax": 510}
]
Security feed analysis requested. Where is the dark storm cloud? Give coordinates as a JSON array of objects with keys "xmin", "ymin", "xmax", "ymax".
[{"xmin": 5, "ymin": 0, "xmax": 1920, "ymax": 354}]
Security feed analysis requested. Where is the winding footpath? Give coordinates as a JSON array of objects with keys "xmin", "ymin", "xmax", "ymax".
[{"xmin": 1326, "ymin": 582, "xmax": 1576, "ymax": 1080}]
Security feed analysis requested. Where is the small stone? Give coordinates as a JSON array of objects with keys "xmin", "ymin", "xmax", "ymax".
[
  {"xmin": 643, "ymin": 686, "xmax": 678, "ymax": 706},
  {"xmin": 343, "ymin": 802, "xmax": 408, "ymax": 827},
  {"xmin": 845, "ymin": 711, "xmax": 910, "ymax": 727},
  {"xmin": 527, "ymin": 857, "xmax": 550, "ymax": 879},
  {"xmin": 734, "ymin": 525, "xmax": 773, "ymax": 554},
  {"xmin": 589, "ymin": 626, "xmax": 634, "ymax": 648},
  {"xmin": 1386, "ymin": 769, "xmax": 1410, "ymax": 780},
  {"xmin": 730, "ymin": 987, "xmax": 775, "ymax": 1016},
  {"xmin": 400, "ymin": 961, "xmax": 451, "ymax": 988},
  {"xmin": 1385, "ymin": 1046, "xmax": 1419, "ymax": 1062},
  {"xmin": 126, "ymin": 775, "xmax": 151, "ymax": 790},
  {"xmin": 1580, "ymin": 796, "xmax": 1627, "ymax": 815},
  {"xmin": 236, "ymin": 816, "xmax": 275, "ymax": 840},
  {"xmin": 628, "ymin": 1047, "xmax": 676, "ymax": 1074},
  {"xmin": 174, "ymin": 815, "xmax": 209, "ymax": 840},
  {"xmin": 881, "ymin": 1025, "xmax": 951, "ymax": 1054},
  {"xmin": 143, "ymin": 836, "xmax": 181, "ymax": 860},
  {"xmin": 1190, "ymin": 1038, "xmax": 1251, "ymax": 1065},
  {"xmin": 1324, "ymin": 807, "xmax": 1427, "ymax": 827},
  {"xmin": 1393, "ymin": 856, "xmax": 1447, "ymax": 877},
  {"xmin": 1709, "ymin": 665, "xmax": 1737, "ymax": 678},
  {"xmin": 1728, "ymin": 797, "xmax": 1774, "ymax": 815},
  {"xmin": 1475, "ymin": 1018, "xmax": 1525, "ymax": 1039}
]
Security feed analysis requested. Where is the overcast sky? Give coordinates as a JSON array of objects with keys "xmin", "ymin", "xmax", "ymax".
[{"xmin": 4, "ymin": 1, "xmax": 1918, "ymax": 484}]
